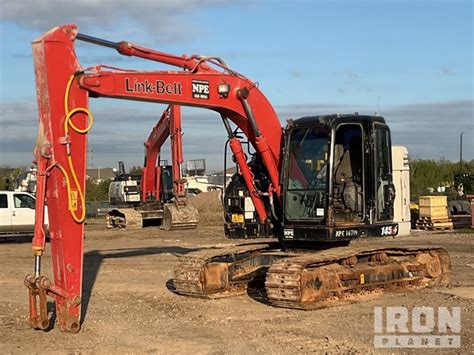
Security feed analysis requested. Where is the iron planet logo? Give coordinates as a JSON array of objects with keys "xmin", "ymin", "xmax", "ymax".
[{"xmin": 374, "ymin": 306, "xmax": 461, "ymax": 348}]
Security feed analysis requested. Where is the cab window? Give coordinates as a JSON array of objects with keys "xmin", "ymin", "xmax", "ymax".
[
  {"xmin": 13, "ymin": 194, "xmax": 36, "ymax": 209},
  {"xmin": 0, "ymin": 194, "xmax": 7, "ymax": 208}
]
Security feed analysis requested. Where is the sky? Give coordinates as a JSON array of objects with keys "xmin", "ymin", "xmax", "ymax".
[{"xmin": 0, "ymin": 0, "xmax": 472, "ymax": 172}]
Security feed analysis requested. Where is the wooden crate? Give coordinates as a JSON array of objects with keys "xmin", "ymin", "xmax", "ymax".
[
  {"xmin": 419, "ymin": 205, "xmax": 448, "ymax": 219},
  {"xmin": 419, "ymin": 195, "xmax": 447, "ymax": 207},
  {"xmin": 419, "ymin": 196, "xmax": 448, "ymax": 218}
]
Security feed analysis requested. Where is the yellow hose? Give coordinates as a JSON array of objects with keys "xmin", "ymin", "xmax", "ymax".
[{"xmin": 60, "ymin": 75, "xmax": 94, "ymax": 223}]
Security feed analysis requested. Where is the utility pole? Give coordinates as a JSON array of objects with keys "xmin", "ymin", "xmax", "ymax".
[{"xmin": 459, "ymin": 132, "xmax": 464, "ymax": 171}]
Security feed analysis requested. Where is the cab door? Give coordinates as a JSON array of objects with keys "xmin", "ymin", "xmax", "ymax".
[
  {"xmin": 11, "ymin": 193, "xmax": 36, "ymax": 232},
  {"xmin": 373, "ymin": 123, "xmax": 395, "ymax": 222},
  {"xmin": 0, "ymin": 193, "xmax": 12, "ymax": 233},
  {"xmin": 332, "ymin": 123, "xmax": 365, "ymax": 224}
]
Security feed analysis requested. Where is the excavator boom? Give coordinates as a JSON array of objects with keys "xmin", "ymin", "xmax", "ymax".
[{"xmin": 28, "ymin": 24, "xmax": 282, "ymax": 332}]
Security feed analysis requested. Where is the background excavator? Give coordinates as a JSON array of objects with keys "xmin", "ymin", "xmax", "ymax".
[
  {"xmin": 106, "ymin": 105, "xmax": 198, "ymax": 230},
  {"xmin": 27, "ymin": 24, "xmax": 451, "ymax": 333}
]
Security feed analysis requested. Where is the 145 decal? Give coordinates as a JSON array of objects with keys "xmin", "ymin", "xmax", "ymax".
[{"xmin": 381, "ymin": 225, "xmax": 398, "ymax": 236}]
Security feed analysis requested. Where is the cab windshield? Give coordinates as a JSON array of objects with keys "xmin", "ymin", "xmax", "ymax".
[{"xmin": 285, "ymin": 126, "xmax": 329, "ymax": 220}]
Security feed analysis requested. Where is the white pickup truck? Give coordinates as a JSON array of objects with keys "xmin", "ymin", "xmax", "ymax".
[{"xmin": 0, "ymin": 191, "xmax": 48, "ymax": 237}]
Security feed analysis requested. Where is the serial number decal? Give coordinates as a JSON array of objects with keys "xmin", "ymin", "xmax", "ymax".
[
  {"xmin": 283, "ymin": 229, "xmax": 294, "ymax": 239},
  {"xmin": 335, "ymin": 229, "xmax": 359, "ymax": 238},
  {"xmin": 125, "ymin": 78, "xmax": 183, "ymax": 95},
  {"xmin": 192, "ymin": 79, "xmax": 210, "ymax": 99}
]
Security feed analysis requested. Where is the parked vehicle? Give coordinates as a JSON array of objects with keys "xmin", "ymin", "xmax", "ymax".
[{"xmin": 0, "ymin": 191, "xmax": 48, "ymax": 237}]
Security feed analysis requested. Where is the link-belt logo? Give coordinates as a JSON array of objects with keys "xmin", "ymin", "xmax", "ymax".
[{"xmin": 125, "ymin": 78, "xmax": 182, "ymax": 95}]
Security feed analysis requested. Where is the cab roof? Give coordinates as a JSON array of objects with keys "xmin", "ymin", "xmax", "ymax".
[{"xmin": 289, "ymin": 114, "xmax": 386, "ymax": 128}]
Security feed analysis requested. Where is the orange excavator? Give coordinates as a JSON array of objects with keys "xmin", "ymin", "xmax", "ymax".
[{"xmin": 26, "ymin": 24, "xmax": 451, "ymax": 333}]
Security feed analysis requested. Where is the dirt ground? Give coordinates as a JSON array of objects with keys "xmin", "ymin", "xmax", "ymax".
[{"xmin": 0, "ymin": 221, "xmax": 473, "ymax": 354}]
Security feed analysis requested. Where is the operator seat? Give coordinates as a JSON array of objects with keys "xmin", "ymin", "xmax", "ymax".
[{"xmin": 334, "ymin": 137, "xmax": 363, "ymax": 214}]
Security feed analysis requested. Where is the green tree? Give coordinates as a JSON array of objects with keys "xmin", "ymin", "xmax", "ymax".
[
  {"xmin": 85, "ymin": 179, "xmax": 111, "ymax": 201},
  {"xmin": 0, "ymin": 167, "xmax": 26, "ymax": 190},
  {"xmin": 410, "ymin": 158, "xmax": 474, "ymax": 201},
  {"xmin": 129, "ymin": 166, "xmax": 143, "ymax": 176}
]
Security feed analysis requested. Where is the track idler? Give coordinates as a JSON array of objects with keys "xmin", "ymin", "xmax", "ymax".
[{"xmin": 161, "ymin": 199, "xmax": 199, "ymax": 230}]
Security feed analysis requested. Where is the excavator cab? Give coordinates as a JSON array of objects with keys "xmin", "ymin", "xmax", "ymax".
[
  {"xmin": 281, "ymin": 114, "xmax": 397, "ymax": 243},
  {"xmin": 222, "ymin": 114, "xmax": 397, "ymax": 242}
]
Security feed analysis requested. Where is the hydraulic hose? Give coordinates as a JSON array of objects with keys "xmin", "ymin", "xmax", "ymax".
[{"xmin": 60, "ymin": 75, "xmax": 94, "ymax": 223}]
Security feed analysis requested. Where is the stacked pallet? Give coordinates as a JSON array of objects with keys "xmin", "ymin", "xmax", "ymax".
[
  {"xmin": 416, "ymin": 196, "xmax": 453, "ymax": 231},
  {"xmin": 416, "ymin": 216, "xmax": 453, "ymax": 230}
]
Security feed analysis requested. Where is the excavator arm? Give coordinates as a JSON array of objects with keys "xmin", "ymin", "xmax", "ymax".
[
  {"xmin": 141, "ymin": 106, "xmax": 171, "ymax": 202},
  {"xmin": 141, "ymin": 104, "xmax": 186, "ymax": 201},
  {"xmin": 28, "ymin": 24, "xmax": 283, "ymax": 332}
]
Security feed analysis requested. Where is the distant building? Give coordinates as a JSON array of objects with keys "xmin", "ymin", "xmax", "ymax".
[{"xmin": 86, "ymin": 167, "xmax": 116, "ymax": 184}]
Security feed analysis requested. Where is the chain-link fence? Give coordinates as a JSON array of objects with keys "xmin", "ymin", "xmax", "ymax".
[{"xmin": 85, "ymin": 201, "xmax": 110, "ymax": 218}]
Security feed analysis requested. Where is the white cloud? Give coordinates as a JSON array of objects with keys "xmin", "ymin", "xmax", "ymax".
[
  {"xmin": 1, "ymin": 98, "xmax": 472, "ymax": 169},
  {"xmin": 275, "ymin": 100, "xmax": 474, "ymax": 160},
  {"xmin": 1, "ymin": 0, "xmax": 243, "ymax": 42},
  {"xmin": 0, "ymin": 99, "xmax": 229, "ymax": 169}
]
